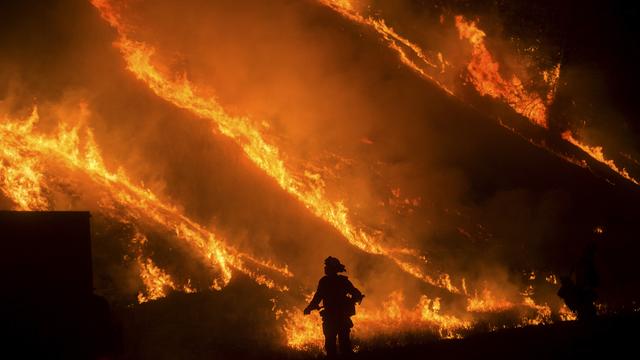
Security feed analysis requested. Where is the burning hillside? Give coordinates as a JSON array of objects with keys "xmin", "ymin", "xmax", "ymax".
[{"xmin": 1, "ymin": 0, "xmax": 639, "ymax": 357}]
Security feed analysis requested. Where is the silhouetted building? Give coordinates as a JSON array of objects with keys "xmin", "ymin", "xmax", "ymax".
[{"xmin": 0, "ymin": 211, "xmax": 117, "ymax": 359}]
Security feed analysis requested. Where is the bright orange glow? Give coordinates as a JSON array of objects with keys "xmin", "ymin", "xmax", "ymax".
[
  {"xmin": 0, "ymin": 108, "xmax": 49, "ymax": 210},
  {"xmin": 558, "ymin": 304, "xmax": 577, "ymax": 321},
  {"xmin": 355, "ymin": 292, "xmax": 472, "ymax": 339},
  {"xmin": 320, "ymin": 2, "xmax": 639, "ymax": 188},
  {"xmin": 318, "ymin": 0, "xmax": 453, "ymax": 95},
  {"xmin": 0, "ymin": 1, "xmax": 615, "ymax": 352},
  {"xmin": 0, "ymin": 106, "xmax": 291, "ymax": 294},
  {"xmin": 320, "ymin": 2, "xmax": 633, "ymax": 197},
  {"xmin": 131, "ymin": 231, "xmax": 195, "ymax": 303},
  {"xmin": 283, "ymin": 310, "xmax": 324, "ymax": 350},
  {"xmin": 282, "ymin": 291, "xmax": 555, "ymax": 347},
  {"xmin": 543, "ymin": 63, "xmax": 562, "ymax": 103},
  {"xmin": 283, "ymin": 291, "xmax": 473, "ymax": 349},
  {"xmin": 562, "ymin": 131, "xmax": 640, "ymax": 185},
  {"xmin": 455, "ymin": 16, "xmax": 549, "ymax": 128},
  {"xmin": 319, "ymin": 1, "xmax": 557, "ymax": 129},
  {"xmin": 91, "ymin": 0, "xmax": 460, "ymax": 293},
  {"xmin": 137, "ymin": 256, "xmax": 179, "ymax": 303},
  {"xmin": 522, "ymin": 297, "xmax": 552, "ymax": 325},
  {"xmin": 466, "ymin": 288, "xmax": 514, "ymax": 313}
]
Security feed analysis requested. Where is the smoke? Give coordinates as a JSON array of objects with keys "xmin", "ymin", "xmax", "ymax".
[{"xmin": 2, "ymin": 0, "xmax": 640, "ymax": 354}]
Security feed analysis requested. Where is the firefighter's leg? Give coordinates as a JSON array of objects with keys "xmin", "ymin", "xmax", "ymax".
[
  {"xmin": 322, "ymin": 321, "xmax": 338, "ymax": 358},
  {"xmin": 338, "ymin": 327, "xmax": 353, "ymax": 355}
]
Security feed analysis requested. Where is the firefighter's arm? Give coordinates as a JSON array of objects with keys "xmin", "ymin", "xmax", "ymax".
[
  {"xmin": 346, "ymin": 279, "xmax": 365, "ymax": 304},
  {"xmin": 303, "ymin": 281, "xmax": 324, "ymax": 315}
]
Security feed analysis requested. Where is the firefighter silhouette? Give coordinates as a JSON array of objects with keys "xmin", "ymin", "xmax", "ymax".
[
  {"xmin": 304, "ymin": 256, "xmax": 364, "ymax": 358},
  {"xmin": 558, "ymin": 242, "xmax": 599, "ymax": 320}
]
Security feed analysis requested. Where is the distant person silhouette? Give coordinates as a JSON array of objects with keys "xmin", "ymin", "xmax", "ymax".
[
  {"xmin": 558, "ymin": 242, "xmax": 598, "ymax": 320},
  {"xmin": 304, "ymin": 256, "xmax": 364, "ymax": 358}
]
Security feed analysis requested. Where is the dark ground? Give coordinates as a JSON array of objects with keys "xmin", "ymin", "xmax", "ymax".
[
  {"xmin": 114, "ymin": 286, "xmax": 640, "ymax": 360},
  {"xmin": 353, "ymin": 313, "xmax": 640, "ymax": 360}
]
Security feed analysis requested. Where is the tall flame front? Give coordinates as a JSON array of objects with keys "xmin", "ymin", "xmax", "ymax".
[
  {"xmin": 0, "ymin": 106, "xmax": 291, "ymax": 292},
  {"xmin": 90, "ymin": 0, "xmax": 459, "ymax": 292},
  {"xmin": 2, "ymin": 0, "xmax": 623, "ymax": 352}
]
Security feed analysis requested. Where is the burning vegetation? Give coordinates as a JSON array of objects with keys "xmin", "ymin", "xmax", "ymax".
[{"xmin": 1, "ymin": 0, "xmax": 640, "ymax": 357}]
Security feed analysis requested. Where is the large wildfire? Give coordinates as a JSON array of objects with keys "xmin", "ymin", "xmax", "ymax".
[{"xmin": 0, "ymin": 0, "xmax": 637, "ymax": 353}]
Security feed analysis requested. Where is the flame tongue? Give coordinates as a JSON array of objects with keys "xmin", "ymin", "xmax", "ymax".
[
  {"xmin": 317, "ymin": 2, "xmax": 640, "ymax": 187},
  {"xmin": 0, "ymin": 106, "xmax": 291, "ymax": 292},
  {"xmin": 91, "ymin": 0, "xmax": 460, "ymax": 292},
  {"xmin": 454, "ymin": 16, "xmax": 549, "ymax": 128},
  {"xmin": 0, "ymin": 1, "xmax": 598, "ymax": 350},
  {"xmin": 132, "ymin": 232, "xmax": 196, "ymax": 303},
  {"xmin": 0, "ymin": 109, "xmax": 49, "ymax": 210},
  {"xmin": 317, "ymin": 0, "xmax": 453, "ymax": 95},
  {"xmin": 562, "ymin": 131, "xmax": 640, "ymax": 185},
  {"xmin": 319, "ymin": 1, "xmax": 552, "ymax": 128}
]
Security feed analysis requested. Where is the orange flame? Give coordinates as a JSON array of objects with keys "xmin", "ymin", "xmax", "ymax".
[
  {"xmin": 91, "ymin": 0, "xmax": 460, "ymax": 292},
  {"xmin": 0, "ymin": 105, "xmax": 291, "ymax": 293},
  {"xmin": 0, "ymin": 2, "xmax": 598, "ymax": 349},
  {"xmin": 0, "ymin": 108, "xmax": 49, "ymax": 210},
  {"xmin": 455, "ymin": 16, "xmax": 549, "ymax": 128},
  {"xmin": 283, "ymin": 310, "xmax": 325, "ymax": 350},
  {"xmin": 521, "ymin": 297, "xmax": 552, "ymax": 325},
  {"xmin": 562, "ymin": 131, "xmax": 640, "ymax": 185},
  {"xmin": 130, "ymin": 231, "xmax": 196, "ymax": 303},
  {"xmin": 319, "ymin": 1, "xmax": 640, "ymax": 190},
  {"xmin": 558, "ymin": 304, "xmax": 577, "ymax": 321},
  {"xmin": 319, "ymin": 1, "xmax": 555, "ymax": 129},
  {"xmin": 282, "ymin": 291, "xmax": 473, "ymax": 349},
  {"xmin": 0, "ymin": 105, "xmax": 569, "ymax": 345},
  {"xmin": 466, "ymin": 288, "xmax": 514, "ymax": 313},
  {"xmin": 283, "ymin": 288, "xmax": 563, "ymax": 348},
  {"xmin": 321, "ymin": 2, "xmax": 640, "ymax": 189},
  {"xmin": 137, "ymin": 256, "xmax": 180, "ymax": 303},
  {"xmin": 318, "ymin": 0, "xmax": 453, "ymax": 95}
]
